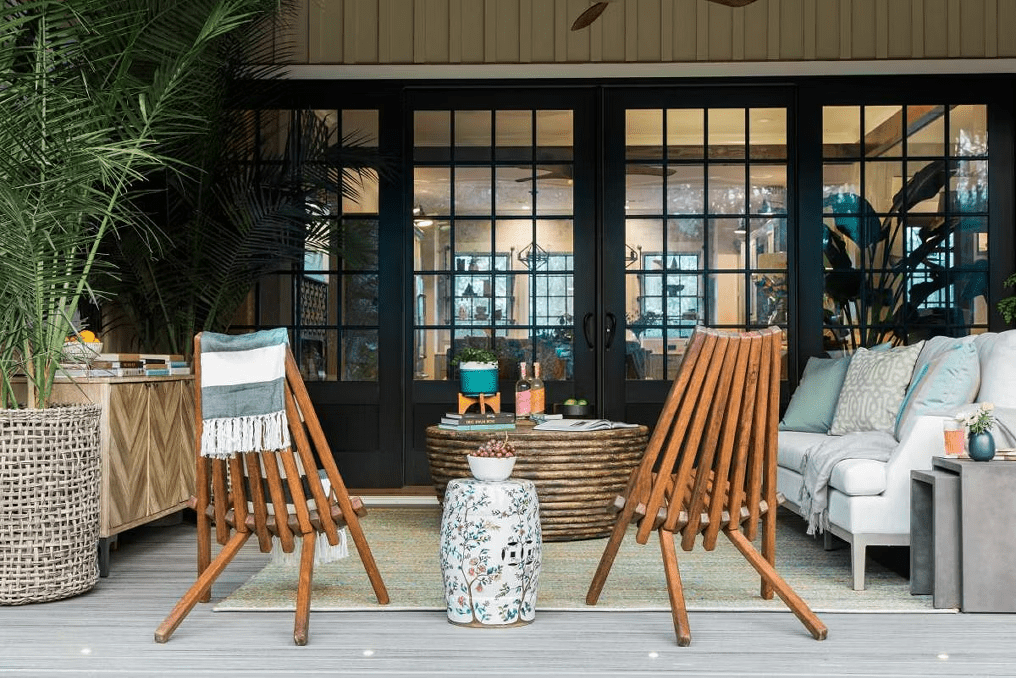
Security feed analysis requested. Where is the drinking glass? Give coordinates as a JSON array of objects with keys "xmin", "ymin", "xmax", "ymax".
[{"xmin": 943, "ymin": 419, "xmax": 965, "ymax": 457}]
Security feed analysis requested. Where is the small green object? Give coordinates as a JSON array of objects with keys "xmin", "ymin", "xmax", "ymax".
[
  {"xmin": 450, "ymin": 346, "xmax": 498, "ymax": 366},
  {"xmin": 563, "ymin": 398, "xmax": 577, "ymax": 405},
  {"xmin": 576, "ymin": 399, "xmax": 588, "ymax": 406}
]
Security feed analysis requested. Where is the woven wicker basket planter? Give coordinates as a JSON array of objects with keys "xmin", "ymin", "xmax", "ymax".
[{"xmin": 0, "ymin": 405, "xmax": 101, "ymax": 605}]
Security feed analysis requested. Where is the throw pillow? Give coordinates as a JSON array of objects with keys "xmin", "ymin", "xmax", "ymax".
[
  {"xmin": 977, "ymin": 329, "xmax": 1016, "ymax": 408},
  {"xmin": 829, "ymin": 342, "xmax": 924, "ymax": 436},
  {"xmin": 895, "ymin": 342, "xmax": 980, "ymax": 441},
  {"xmin": 779, "ymin": 355, "xmax": 852, "ymax": 433}
]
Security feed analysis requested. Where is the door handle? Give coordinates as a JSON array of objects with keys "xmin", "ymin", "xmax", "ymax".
[
  {"xmin": 582, "ymin": 312, "xmax": 595, "ymax": 349},
  {"xmin": 604, "ymin": 312, "xmax": 617, "ymax": 349}
]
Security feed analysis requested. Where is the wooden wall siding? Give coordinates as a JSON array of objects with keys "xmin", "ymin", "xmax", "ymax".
[{"xmin": 292, "ymin": 0, "xmax": 1016, "ymax": 65}]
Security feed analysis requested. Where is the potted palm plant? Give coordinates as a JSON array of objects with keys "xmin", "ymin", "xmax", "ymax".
[{"xmin": 0, "ymin": 0, "xmax": 282, "ymax": 604}]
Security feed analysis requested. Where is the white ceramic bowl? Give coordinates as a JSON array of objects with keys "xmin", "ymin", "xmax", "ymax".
[{"xmin": 467, "ymin": 455, "xmax": 516, "ymax": 482}]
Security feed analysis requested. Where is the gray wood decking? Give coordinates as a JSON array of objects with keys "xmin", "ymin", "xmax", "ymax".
[{"xmin": 1, "ymin": 513, "xmax": 1014, "ymax": 677}]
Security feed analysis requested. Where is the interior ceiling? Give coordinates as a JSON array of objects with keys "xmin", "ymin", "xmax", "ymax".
[{"xmin": 411, "ymin": 105, "xmax": 978, "ymax": 215}]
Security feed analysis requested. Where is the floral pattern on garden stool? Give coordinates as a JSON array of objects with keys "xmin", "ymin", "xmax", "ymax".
[{"xmin": 439, "ymin": 477, "xmax": 542, "ymax": 627}]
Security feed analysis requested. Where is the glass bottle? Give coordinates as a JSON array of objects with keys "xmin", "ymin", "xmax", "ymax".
[
  {"xmin": 530, "ymin": 361, "xmax": 546, "ymax": 420},
  {"xmin": 515, "ymin": 362, "xmax": 531, "ymax": 421}
]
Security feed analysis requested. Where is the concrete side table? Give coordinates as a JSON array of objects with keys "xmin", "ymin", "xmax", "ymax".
[
  {"xmin": 439, "ymin": 477, "xmax": 542, "ymax": 627},
  {"xmin": 909, "ymin": 468, "xmax": 961, "ymax": 609},
  {"xmin": 933, "ymin": 456, "xmax": 1016, "ymax": 612}
]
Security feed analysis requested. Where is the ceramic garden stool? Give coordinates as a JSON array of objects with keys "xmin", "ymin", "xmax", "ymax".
[{"xmin": 439, "ymin": 477, "xmax": 542, "ymax": 627}]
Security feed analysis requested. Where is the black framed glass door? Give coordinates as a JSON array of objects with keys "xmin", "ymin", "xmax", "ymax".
[
  {"xmin": 405, "ymin": 89, "xmax": 598, "ymax": 485},
  {"xmin": 600, "ymin": 88, "xmax": 795, "ymax": 424}
]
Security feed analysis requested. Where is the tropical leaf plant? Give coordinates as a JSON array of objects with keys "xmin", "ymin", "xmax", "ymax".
[
  {"xmin": 0, "ymin": 0, "xmax": 284, "ymax": 408},
  {"xmin": 823, "ymin": 158, "xmax": 988, "ymax": 350},
  {"xmin": 96, "ymin": 1, "xmax": 392, "ymax": 359}
]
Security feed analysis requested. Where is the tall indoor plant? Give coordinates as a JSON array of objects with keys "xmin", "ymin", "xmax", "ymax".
[
  {"xmin": 0, "ymin": 0, "xmax": 286, "ymax": 605},
  {"xmin": 0, "ymin": 0, "xmax": 282, "ymax": 409}
]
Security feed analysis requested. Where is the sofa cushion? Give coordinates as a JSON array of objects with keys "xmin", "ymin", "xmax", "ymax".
[
  {"xmin": 777, "ymin": 430, "xmax": 820, "ymax": 471},
  {"xmin": 977, "ymin": 329, "xmax": 1016, "ymax": 408},
  {"xmin": 830, "ymin": 342, "xmax": 924, "ymax": 436},
  {"xmin": 779, "ymin": 355, "xmax": 851, "ymax": 433},
  {"xmin": 895, "ymin": 341, "xmax": 980, "ymax": 440},
  {"xmin": 777, "ymin": 431, "xmax": 888, "ymax": 496},
  {"xmin": 828, "ymin": 458, "xmax": 888, "ymax": 497}
]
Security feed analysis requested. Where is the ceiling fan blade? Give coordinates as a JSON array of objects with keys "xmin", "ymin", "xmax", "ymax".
[
  {"xmin": 706, "ymin": 0, "xmax": 760, "ymax": 7},
  {"xmin": 571, "ymin": 2, "xmax": 611, "ymax": 31}
]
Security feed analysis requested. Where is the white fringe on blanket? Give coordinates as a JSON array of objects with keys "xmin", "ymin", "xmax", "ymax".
[
  {"xmin": 270, "ymin": 528, "xmax": 349, "ymax": 565},
  {"xmin": 201, "ymin": 411, "xmax": 291, "ymax": 460}
]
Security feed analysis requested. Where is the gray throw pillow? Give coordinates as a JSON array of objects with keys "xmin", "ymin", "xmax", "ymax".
[
  {"xmin": 779, "ymin": 355, "xmax": 852, "ymax": 433},
  {"xmin": 829, "ymin": 342, "xmax": 924, "ymax": 436}
]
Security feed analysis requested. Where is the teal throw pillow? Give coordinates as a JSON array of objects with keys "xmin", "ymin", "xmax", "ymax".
[
  {"xmin": 779, "ymin": 355, "xmax": 852, "ymax": 433},
  {"xmin": 895, "ymin": 342, "xmax": 980, "ymax": 441}
]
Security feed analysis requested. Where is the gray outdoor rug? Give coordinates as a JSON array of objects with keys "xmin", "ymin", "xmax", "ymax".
[{"xmin": 215, "ymin": 507, "xmax": 939, "ymax": 613}]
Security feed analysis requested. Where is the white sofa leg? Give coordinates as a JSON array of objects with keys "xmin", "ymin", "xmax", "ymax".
[{"xmin": 851, "ymin": 537, "xmax": 867, "ymax": 591}]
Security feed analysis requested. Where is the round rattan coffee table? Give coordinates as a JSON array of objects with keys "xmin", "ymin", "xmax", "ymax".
[{"xmin": 426, "ymin": 419, "xmax": 648, "ymax": 541}]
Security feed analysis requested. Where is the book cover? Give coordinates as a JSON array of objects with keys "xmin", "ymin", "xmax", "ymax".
[
  {"xmin": 438, "ymin": 423, "xmax": 517, "ymax": 432},
  {"xmin": 443, "ymin": 411, "xmax": 516, "ymax": 424}
]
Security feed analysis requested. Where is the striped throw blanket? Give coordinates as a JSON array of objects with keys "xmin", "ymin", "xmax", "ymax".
[{"xmin": 199, "ymin": 328, "xmax": 291, "ymax": 459}]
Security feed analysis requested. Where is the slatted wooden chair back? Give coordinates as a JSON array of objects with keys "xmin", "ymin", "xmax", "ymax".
[
  {"xmin": 586, "ymin": 326, "xmax": 827, "ymax": 646},
  {"xmin": 155, "ymin": 334, "xmax": 389, "ymax": 645}
]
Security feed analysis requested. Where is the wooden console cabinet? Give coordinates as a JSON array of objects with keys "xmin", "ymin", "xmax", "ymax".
[{"xmin": 43, "ymin": 376, "xmax": 196, "ymax": 575}]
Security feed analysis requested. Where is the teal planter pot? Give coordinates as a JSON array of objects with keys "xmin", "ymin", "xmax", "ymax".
[
  {"xmin": 968, "ymin": 431, "xmax": 996, "ymax": 462},
  {"xmin": 459, "ymin": 362, "xmax": 498, "ymax": 396}
]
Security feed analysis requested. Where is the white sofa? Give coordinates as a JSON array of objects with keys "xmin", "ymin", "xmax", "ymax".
[{"xmin": 776, "ymin": 330, "xmax": 1016, "ymax": 590}]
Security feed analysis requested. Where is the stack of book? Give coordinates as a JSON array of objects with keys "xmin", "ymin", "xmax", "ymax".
[
  {"xmin": 58, "ymin": 354, "xmax": 193, "ymax": 378},
  {"xmin": 438, "ymin": 411, "xmax": 516, "ymax": 431}
]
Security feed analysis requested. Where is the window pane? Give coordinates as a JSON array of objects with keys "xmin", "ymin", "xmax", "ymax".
[
  {"xmin": 496, "ymin": 110, "xmax": 532, "ymax": 162},
  {"xmin": 536, "ymin": 110, "xmax": 573, "ymax": 161},
  {"xmin": 455, "ymin": 110, "xmax": 491, "ymax": 161},
  {"xmin": 667, "ymin": 109, "xmax": 704, "ymax": 160},
  {"xmin": 951, "ymin": 105, "xmax": 988, "ymax": 156},
  {"xmin": 342, "ymin": 330, "xmax": 378, "ymax": 380},
  {"xmin": 627, "ymin": 109, "xmax": 664, "ymax": 160},
  {"xmin": 750, "ymin": 108, "xmax": 786, "ymax": 160},
  {"xmin": 708, "ymin": 109, "xmax": 745, "ymax": 160},
  {"xmin": 454, "ymin": 167, "xmax": 492, "ymax": 215},
  {"xmin": 415, "ymin": 110, "xmax": 451, "ymax": 161},
  {"xmin": 864, "ymin": 105, "xmax": 903, "ymax": 157}
]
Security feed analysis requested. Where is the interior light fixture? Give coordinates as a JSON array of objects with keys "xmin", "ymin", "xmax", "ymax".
[
  {"xmin": 413, "ymin": 204, "xmax": 434, "ymax": 227},
  {"xmin": 624, "ymin": 244, "xmax": 640, "ymax": 268},
  {"xmin": 517, "ymin": 242, "xmax": 549, "ymax": 269}
]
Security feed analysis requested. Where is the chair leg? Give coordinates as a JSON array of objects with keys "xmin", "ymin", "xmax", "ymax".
[
  {"xmin": 724, "ymin": 529, "xmax": 828, "ymax": 641},
  {"xmin": 760, "ymin": 510, "xmax": 776, "ymax": 600},
  {"xmin": 659, "ymin": 529, "xmax": 692, "ymax": 646},
  {"xmin": 343, "ymin": 512, "xmax": 390, "ymax": 605},
  {"xmin": 155, "ymin": 531, "xmax": 251, "ymax": 643},
  {"xmin": 585, "ymin": 506, "xmax": 631, "ymax": 605},
  {"xmin": 294, "ymin": 532, "xmax": 316, "ymax": 646}
]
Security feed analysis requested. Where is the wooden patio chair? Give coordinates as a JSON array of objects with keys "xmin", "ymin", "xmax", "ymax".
[
  {"xmin": 586, "ymin": 326, "xmax": 827, "ymax": 646},
  {"xmin": 155, "ymin": 331, "xmax": 389, "ymax": 645}
]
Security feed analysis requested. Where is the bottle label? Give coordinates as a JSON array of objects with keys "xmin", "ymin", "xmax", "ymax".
[
  {"xmin": 516, "ymin": 391, "xmax": 531, "ymax": 417},
  {"xmin": 530, "ymin": 388, "xmax": 545, "ymax": 415}
]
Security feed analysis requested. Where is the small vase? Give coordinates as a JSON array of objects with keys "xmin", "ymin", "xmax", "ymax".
[{"xmin": 967, "ymin": 431, "xmax": 996, "ymax": 462}]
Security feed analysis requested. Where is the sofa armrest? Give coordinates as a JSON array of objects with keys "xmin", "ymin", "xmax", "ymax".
[{"xmin": 883, "ymin": 414, "xmax": 951, "ymax": 492}]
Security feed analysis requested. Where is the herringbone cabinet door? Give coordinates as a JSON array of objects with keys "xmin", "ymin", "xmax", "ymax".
[
  {"xmin": 147, "ymin": 381, "xmax": 195, "ymax": 513},
  {"xmin": 107, "ymin": 383, "xmax": 150, "ymax": 528}
]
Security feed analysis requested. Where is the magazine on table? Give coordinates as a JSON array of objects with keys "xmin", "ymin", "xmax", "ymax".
[{"xmin": 533, "ymin": 419, "xmax": 639, "ymax": 432}]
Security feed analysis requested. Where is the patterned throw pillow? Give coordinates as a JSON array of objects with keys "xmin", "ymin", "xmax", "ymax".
[{"xmin": 829, "ymin": 342, "xmax": 924, "ymax": 436}]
